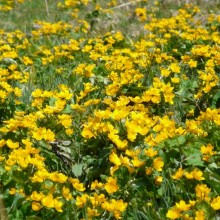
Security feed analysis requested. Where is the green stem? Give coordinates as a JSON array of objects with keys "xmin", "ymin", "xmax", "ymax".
[{"xmin": 0, "ymin": 196, "xmax": 8, "ymax": 220}]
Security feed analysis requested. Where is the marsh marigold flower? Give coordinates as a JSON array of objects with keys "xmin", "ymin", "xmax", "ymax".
[
  {"xmin": 41, "ymin": 194, "xmax": 54, "ymax": 208},
  {"xmin": 153, "ymin": 157, "xmax": 164, "ymax": 171},
  {"xmin": 155, "ymin": 176, "xmax": 163, "ymax": 185},
  {"xmin": 184, "ymin": 169, "xmax": 205, "ymax": 181},
  {"xmin": 90, "ymin": 180, "xmax": 103, "ymax": 190},
  {"xmin": 109, "ymin": 151, "xmax": 121, "ymax": 166},
  {"xmin": 62, "ymin": 186, "xmax": 72, "ymax": 201},
  {"xmin": 9, "ymin": 188, "xmax": 17, "ymax": 195},
  {"xmin": 32, "ymin": 202, "xmax": 42, "ymax": 211},
  {"xmin": 166, "ymin": 206, "xmax": 181, "ymax": 219},
  {"xmin": 50, "ymin": 172, "xmax": 68, "ymax": 183},
  {"xmin": 172, "ymin": 167, "xmax": 184, "ymax": 180},
  {"xmin": 31, "ymin": 191, "xmax": 44, "ymax": 201},
  {"xmin": 104, "ymin": 177, "xmax": 119, "ymax": 194},
  {"xmin": 195, "ymin": 184, "xmax": 211, "ymax": 201},
  {"xmin": 6, "ymin": 139, "xmax": 19, "ymax": 149},
  {"xmin": 200, "ymin": 143, "xmax": 217, "ymax": 162},
  {"xmin": 175, "ymin": 200, "xmax": 191, "ymax": 211},
  {"xmin": 132, "ymin": 156, "xmax": 145, "ymax": 168},
  {"xmin": 75, "ymin": 194, "xmax": 89, "ymax": 208},
  {"xmin": 54, "ymin": 198, "xmax": 63, "ymax": 212},
  {"xmin": 145, "ymin": 147, "xmax": 158, "ymax": 157},
  {"xmin": 135, "ymin": 8, "xmax": 147, "ymax": 21},
  {"xmin": 69, "ymin": 178, "xmax": 85, "ymax": 192},
  {"xmin": 0, "ymin": 139, "xmax": 6, "ymax": 148},
  {"xmin": 195, "ymin": 210, "xmax": 205, "ymax": 220},
  {"xmin": 211, "ymin": 196, "xmax": 220, "ymax": 210}
]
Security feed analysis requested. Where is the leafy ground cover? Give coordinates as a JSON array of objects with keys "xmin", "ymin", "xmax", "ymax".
[{"xmin": 0, "ymin": 0, "xmax": 220, "ymax": 219}]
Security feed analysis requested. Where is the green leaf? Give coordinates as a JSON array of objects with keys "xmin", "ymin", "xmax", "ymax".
[
  {"xmin": 211, "ymin": 90, "xmax": 220, "ymax": 108},
  {"xmin": 61, "ymin": 140, "xmax": 71, "ymax": 146},
  {"xmin": 61, "ymin": 105, "xmax": 72, "ymax": 114},
  {"xmin": 204, "ymin": 168, "xmax": 220, "ymax": 194},
  {"xmin": 72, "ymin": 164, "xmax": 84, "ymax": 177},
  {"xmin": 12, "ymin": 170, "xmax": 26, "ymax": 183},
  {"xmin": 176, "ymin": 135, "xmax": 187, "ymax": 145},
  {"xmin": 49, "ymin": 97, "xmax": 57, "ymax": 106},
  {"xmin": 15, "ymin": 209, "xmax": 24, "ymax": 220},
  {"xmin": 57, "ymin": 144, "xmax": 71, "ymax": 154},
  {"xmin": 184, "ymin": 152, "xmax": 204, "ymax": 167},
  {"xmin": 157, "ymin": 187, "xmax": 163, "ymax": 196},
  {"xmin": 183, "ymin": 143, "xmax": 204, "ymax": 166}
]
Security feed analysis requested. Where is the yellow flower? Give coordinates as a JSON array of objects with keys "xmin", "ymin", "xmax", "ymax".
[
  {"xmin": 9, "ymin": 188, "xmax": 17, "ymax": 195},
  {"xmin": 65, "ymin": 128, "xmax": 74, "ymax": 135},
  {"xmin": 75, "ymin": 194, "xmax": 89, "ymax": 208},
  {"xmin": 175, "ymin": 200, "xmax": 191, "ymax": 211},
  {"xmin": 31, "ymin": 169, "xmax": 50, "ymax": 183},
  {"xmin": 0, "ymin": 156, "xmax": 4, "ymax": 161},
  {"xmin": 89, "ymin": 193, "xmax": 105, "ymax": 207},
  {"xmin": 172, "ymin": 167, "xmax": 184, "ymax": 180},
  {"xmin": 32, "ymin": 127, "xmax": 55, "ymax": 141},
  {"xmin": 195, "ymin": 210, "xmax": 205, "ymax": 220},
  {"xmin": 135, "ymin": 8, "xmax": 147, "ymax": 22},
  {"xmin": 22, "ymin": 56, "xmax": 33, "ymax": 65},
  {"xmin": 182, "ymin": 213, "xmax": 192, "ymax": 220},
  {"xmin": 153, "ymin": 157, "xmax": 164, "ymax": 171},
  {"xmin": 41, "ymin": 194, "xmax": 54, "ymax": 208},
  {"xmin": 132, "ymin": 156, "xmax": 145, "ymax": 168},
  {"xmin": 155, "ymin": 176, "xmax": 163, "ymax": 185},
  {"xmin": 146, "ymin": 167, "xmax": 153, "ymax": 175},
  {"xmin": 110, "ymin": 165, "xmax": 119, "ymax": 176},
  {"xmin": 142, "ymin": 87, "xmax": 161, "ymax": 104},
  {"xmin": 160, "ymin": 68, "xmax": 171, "ymax": 77},
  {"xmin": 87, "ymin": 207, "xmax": 100, "ymax": 217},
  {"xmin": 31, "ymin": 191, "xmax": 44, "ymax": 201},
  {"xmin": 58, "ymin": 114, "xmax": 72, "ymax": 128},
  {"xmin": 115, "ymin": 199, "xmax": 128, "ymax": 212},
  {"xmin": 50, "ymin": 172, "xmax": 68, "ymax": 183},
  {"xmin": 32, "ymin": 202, "xmax": 42, "ymax": 211},
  {"xmin": 169, "ymin": 63, "xmax": 180, "ymax": 73},
  {"xmin": 195, "ymin": 184, "xmax": 211, "ymax": 201},
  {"xmin": 120, "ymin": 155, "xmax": 130, "ymax": 167},
  {"xmin": 188, "ymin": 59, "xmax": 197, "ymax": 68},
  {"xmin": 109, "ymin": 151, "xmax": 121, "ymax": 166},
  {"xmin": 184, "ymin": 171, "xmax": 193, "ymax": 179},
  {"xmin": 192, "ymin": 169, "xmax": 205, "ymax": 181},
  {"xmin": 145, "ymin": 147, "xmax": 158, "ymax": 157},
  {"xmin": 101, "ymin": 199, "xmax": 127, "ymax": 212},
  {"xmin": 200, "ymin": 143, "xmax": 217, "ymax": 161},
  {"xmin": 166, "ymin": 206, "xmax": 181, "ymax": 219},
  {"xmin": 81, "ymin": 127, "xmax": 95, "ymax": 139},
  {"xmin": 104, "ymin": 177, "xmax": 119, "ymax": 194},
  {"xmin": 62, "ymin": 186, "xmax": 72, "ymax": 201},
  {"xmin": 162, "ymin": 84, "xmax": 175, "ymax": 104},
  {"xmin": 90, "ymin": 180, "xmax": 103, "ymax": 190},
  {"xmin": 200, "ymin": 143, "xmax": 215, "ymax": 154},
  {"xmin": 6, "ymin": 139, "xmax": 19, "ymax": 149},
  {"xmin": 171, "ymin": 77, "xmax": 180, "ymax": 83},
  {"xmin": 69, "ymin": 178, "xmax": 86, "ymax": 192},
  {"xmin": 185, "ymin": 169, "xmax": 204, "ymax": 181},
  {"xmin": 54, "ymin": 198, "xmax": 63, "ymax": 212},
  {"xmin": 189, "ymin": 200, "xmax": 196, "ymax": 207},
  {"xmin": 211, "ymin": 196, "xmax": 220, "ymax": 210}
]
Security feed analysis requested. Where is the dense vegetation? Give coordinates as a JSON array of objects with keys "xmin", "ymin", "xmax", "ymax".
[{"xmin": 0, "ymin": 0, "xmax": 220, "ymax": 219}]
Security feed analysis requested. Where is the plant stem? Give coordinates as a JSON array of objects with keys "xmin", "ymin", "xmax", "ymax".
[
  {"xmin": 0, "ymin": 196, "xmax": 8, "ymax": 220},
  {"xmin": 44, "ymin": 0, "xmax": 49, "ymax": 16}
]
